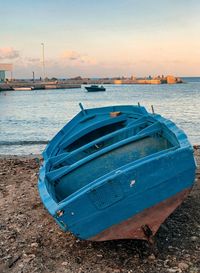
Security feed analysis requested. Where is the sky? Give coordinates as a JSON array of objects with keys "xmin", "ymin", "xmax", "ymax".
[{"xmin": 0, "ymin": 0, "xmax": 200, "ymax": 78}]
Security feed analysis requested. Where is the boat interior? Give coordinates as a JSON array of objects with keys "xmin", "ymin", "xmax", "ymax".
[{"xmin": 45, "ymin": 112, "xmax": 179, "ymax": 203}]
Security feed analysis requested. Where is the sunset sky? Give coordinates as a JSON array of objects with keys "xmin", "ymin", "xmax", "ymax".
[{"xmin": 1, "ymin": 0, "xmax": 200, "ymax": 78}]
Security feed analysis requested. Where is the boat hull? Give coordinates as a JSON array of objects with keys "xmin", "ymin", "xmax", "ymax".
[
  {"xmin": 89, "ymin": 188, "xmax": 191, "ymax": 241},
  {"xmin": 85, "ymin": 86, "xmax": 106, "ymax": 92}
]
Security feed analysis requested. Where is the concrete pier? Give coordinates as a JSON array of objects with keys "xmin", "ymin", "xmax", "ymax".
[
  {"xmin": 0, "ymin": 81, "xmax": 81, "ymax": 91},
  {"xmin": 0, "ymin": 75, "xmax": 183, "ymax": 91}
]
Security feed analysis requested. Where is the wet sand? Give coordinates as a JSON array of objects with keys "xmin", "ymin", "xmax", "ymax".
[{"xmin": 0, "ymin": 148, "xmax": 199, "ymax": 273}]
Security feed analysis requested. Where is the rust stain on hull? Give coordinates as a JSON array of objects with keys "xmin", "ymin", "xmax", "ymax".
[{"xmin": 89, "ymin": 188, "xmax": 191, "ymax": 241}]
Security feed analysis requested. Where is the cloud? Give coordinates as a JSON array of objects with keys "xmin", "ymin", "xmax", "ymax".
[
  {"xmin": 61, "ymin": 50, "xmax": 80, "ymax": 61},
  {"xmin": 61, "ymin": 50, "xmax": 97, "ymax": 65},
  {"xmin": 27, "ymin": 57, "xmax": 40, "ymax": 63},
  {"xmin": 0, "ymin": 47, "xmax": 20, "ymax": 60},
  {"xmin": 80, "ymin": 55, "xmax": 96, "ymax": 65}
]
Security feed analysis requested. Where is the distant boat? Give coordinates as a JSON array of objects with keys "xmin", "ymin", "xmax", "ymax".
[
  {"xmin": 85, "ymin": 85, "xmax": 106, "ymax": 92},
  {"xmin": 13, "ymin": 87, "xmax": 34, "ymax": 91},
  {"xmin": 38, "ymin": 104, "xmax": 196, "ymax": 241}
]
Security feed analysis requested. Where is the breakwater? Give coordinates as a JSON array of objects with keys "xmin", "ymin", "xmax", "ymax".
[
  {"xmin": 0, "ymin": 75, "xmax": 183, "ymax": 91},
  {"xmin": 0, "ymin": 82, "xmax": 81, "ymax": 91}
]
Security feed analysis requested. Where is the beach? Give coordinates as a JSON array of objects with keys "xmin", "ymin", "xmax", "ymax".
[{"xmin": 0, "ymin": 147, "xmax": 199, "ymax": 273}]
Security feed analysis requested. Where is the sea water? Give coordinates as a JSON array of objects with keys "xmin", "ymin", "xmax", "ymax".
[{"xmin": 0, "ymin": 78, "xmax": 200, "ymax": 155}]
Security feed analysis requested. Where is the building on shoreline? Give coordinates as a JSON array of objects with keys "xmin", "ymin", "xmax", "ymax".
[{"xmin": 0, "ymin": 64, "xmax": 13, "ymax": 81}]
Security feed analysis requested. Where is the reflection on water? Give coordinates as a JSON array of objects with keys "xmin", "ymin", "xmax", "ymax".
[{"xmin": 0, "ymin": 81, "xmax": 200, "ymax": 155}]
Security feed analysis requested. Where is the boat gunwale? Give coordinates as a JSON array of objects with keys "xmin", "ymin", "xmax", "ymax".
[{"xmin": 43, "ymin": 105, "xmax": 148, "ymax": 159}]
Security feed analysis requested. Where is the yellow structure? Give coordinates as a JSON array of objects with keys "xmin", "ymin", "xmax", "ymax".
[
  {"xmin": 166, "ymin": 75, "xmax": 177, "ymax": 84},
  {"xmin": 137, "ymin": 79, "xmax": 161, "ymax": 84},
  {"xmin": 114, "ymin": 79, "xmax": 122, "ymax": 84}
]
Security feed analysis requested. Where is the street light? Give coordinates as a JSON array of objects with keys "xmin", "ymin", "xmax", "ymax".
[
  {"xmin": 32, "ymin": 71, "xmax": 35, "ymax": 82},
  {"xmin": 41, "ymin": 43, "xmax": 45, "ymax": 80}
]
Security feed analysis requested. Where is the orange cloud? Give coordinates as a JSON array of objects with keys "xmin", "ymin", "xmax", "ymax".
[
  {"xmin": 0, "ymin": 47, "xmax": 20, "ymax": 60},
  {"xmin": 61, "ymin": 50, "xmax": 96, "ymax": 65},
  {"xmin": 61, "ymin": 50, "xmax": 80, "ymax": 60}
]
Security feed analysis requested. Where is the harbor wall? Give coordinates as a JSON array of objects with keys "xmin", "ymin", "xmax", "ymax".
[{"xmin": 0, "ymin": 75, "xmax": 183, "ymax": 91}]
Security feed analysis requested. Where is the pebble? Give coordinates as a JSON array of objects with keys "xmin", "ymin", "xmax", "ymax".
[
  {"xmin": 31, "ymin": 242, "xmax": 38, "ymax": 248},
  {"xmin": 189, "ymin": 267, "xmax": 199, "ymax": 273},
  {"xmin": 148, "ymin": 254, "xmax": 156, "ymax": 261},
  {"xmin": 190, "ymin": 236, "xmax": 198, "ymax": 242},
  {"xmin": 112, "ymin": 269, "xmax": 121, "ymax": 273},
  {"xmin": 75, "ymin": 256, "xmax": 82, "ymax": 264},
  {"xmin": 161, "ymin": 223, "xmax": 169, "ymax": 231},
  {"xmin": 62, "ymin": 261, "xmax": 68, "ymax": 266},
  {"xmin": 164, "ymin": 259, "xmax": 170, "ymax": 267},
  {"xmin": 178, "ymin": 262, "xmax": 189, "ymax": 270},
  {"xmin": 166, "ymin": 268, "xmax": 181, "ymax": 273},
  {"xmin": 2, "ymin": 255, "xmax": 12, "ymax": 260},
  {"xmin": 28, "ymin": 254, "xmax": 36, "ymax": 259}
]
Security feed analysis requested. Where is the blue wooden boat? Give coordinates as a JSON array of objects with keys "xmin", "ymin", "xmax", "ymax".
[
  {"xmin": 38, "ymin": 104, "xmax": 196, "ymax": 241},
  {"xmin": 85, "ymin": 85, "xmax": 106, "ymax": 92}
]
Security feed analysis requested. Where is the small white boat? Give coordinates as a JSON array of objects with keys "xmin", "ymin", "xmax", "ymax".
[{"xmin": 13, "ymin": 87, "xmax": 34, "ymax": 91}]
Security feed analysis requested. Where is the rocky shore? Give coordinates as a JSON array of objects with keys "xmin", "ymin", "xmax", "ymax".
[{"xmin": 0, "ymin": 148, "xmax": 199, "ymax": 273}]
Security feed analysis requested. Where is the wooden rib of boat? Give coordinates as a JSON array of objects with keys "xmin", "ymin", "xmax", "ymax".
[{"xmin": 38, "ymin": 104, "xmax": 196, "ymax": 241}]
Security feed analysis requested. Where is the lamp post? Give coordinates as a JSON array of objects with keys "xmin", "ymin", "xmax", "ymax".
[
  {"xmin": 41, "ymin": 43, "xmax": 45, "ymax": 81},
  {"xmin": 32, "ymin": 71, "xmax": 35, "ymax": 82}
]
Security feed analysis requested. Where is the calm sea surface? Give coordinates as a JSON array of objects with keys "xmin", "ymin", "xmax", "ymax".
[{"xmin": 0, "ymin": 78, "xmax": 200, "ymax": 155}]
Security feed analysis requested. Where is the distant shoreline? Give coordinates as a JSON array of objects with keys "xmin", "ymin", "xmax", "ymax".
[{"xmin": 0, "ymin": 75, "xmax": 184, "ymax": 91}]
